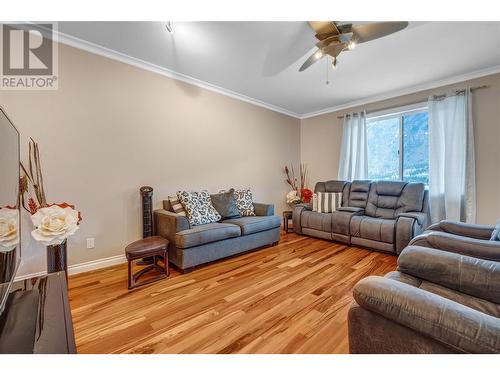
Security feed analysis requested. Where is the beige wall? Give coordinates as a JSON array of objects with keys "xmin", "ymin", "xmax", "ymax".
[
  {"xmin": 2, "ymin": 41, "xmax": 498, "ymax": 277},
  {"xmin": 300, "ymin": 73, "xmax": 500, "ymax": 225},
  {"xmin": 0, "ymin": 44, "xmax": 301, "ymax": 276}
]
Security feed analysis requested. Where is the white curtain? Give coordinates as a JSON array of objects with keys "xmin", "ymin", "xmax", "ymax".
[
  {"xmin": 428, "ymin": 88, "xmax": 476, "ymax": 223},
  {"xmin": 338, "ymin": 111, "xmax": 368, "ymax": 180}
]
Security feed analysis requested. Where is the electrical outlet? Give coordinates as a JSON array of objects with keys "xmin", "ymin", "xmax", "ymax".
[{"xmin": 86, "ymin": 238, "xmax": 95, "ymax": 249}]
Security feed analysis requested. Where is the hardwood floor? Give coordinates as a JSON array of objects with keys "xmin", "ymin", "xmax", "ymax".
[{"xmin": 68, "ymin": 232, "xmax": 397, "ymax": 354}]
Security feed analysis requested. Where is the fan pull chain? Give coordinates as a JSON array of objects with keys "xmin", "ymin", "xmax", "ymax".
[{"xmin": 325, "ymin": 56, "xmax": 330, "ymax": 85}]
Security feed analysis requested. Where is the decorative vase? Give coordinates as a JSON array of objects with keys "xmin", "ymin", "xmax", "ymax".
[
  {"xmin": 0, "ymin": 249, "xmax": 17, "ymax": 283},
  {"xmin": 46, "ymin": 240, "xmax": 68, "ymax": 278}
]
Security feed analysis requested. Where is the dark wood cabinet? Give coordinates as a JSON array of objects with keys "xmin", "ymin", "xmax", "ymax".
[{"xmin": 0, "ymin": 272, "xmax": 76, "ymax": 353}]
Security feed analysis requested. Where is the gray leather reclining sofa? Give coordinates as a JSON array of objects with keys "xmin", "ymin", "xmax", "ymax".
[
  {"xmin": 293, "ymin": 180, "xmax": 429, "ymax": 254},
  {"xmin": 409, "ymin": 219, "xmax": 500, "ymax": 261},
  {"xmin": 348, "ymin": 219, "xmax": 500, "ymax": 353},
  {"xmin": 155, "ymin": 200, "xmax": 281, "ymax": 272}
]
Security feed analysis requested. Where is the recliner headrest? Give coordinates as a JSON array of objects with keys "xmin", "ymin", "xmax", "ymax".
[{"xmin": 375, "ymin": 181, "xmax": 407, "ymax": 196}]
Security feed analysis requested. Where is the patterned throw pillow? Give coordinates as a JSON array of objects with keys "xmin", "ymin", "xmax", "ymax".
[
  {"xmin": 168, "ymin": 195, "xmax": 187, "ymax": 216},
  {"xmin": 233, "ymin": 188, "xmax": 255, "ymax": 217},
  {"xmin": 316, "ymin": 192, "xmax": 342, "ymax": 213},
  {"xmin": 176, "ymin": 190, "xmax": 221, "ymax": 226}
]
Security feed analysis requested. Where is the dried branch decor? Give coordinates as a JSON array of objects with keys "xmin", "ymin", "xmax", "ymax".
[
  {"xmin": 19, "ymin": 138, "xmax": 82, "ymax": 247},
  {"xmin": 284, "ymin": 164, "xmax": 312, "ymax": 205},
  {"xmin": 20, "ymin": 138, "xmax": 47, "ymax": 213}
]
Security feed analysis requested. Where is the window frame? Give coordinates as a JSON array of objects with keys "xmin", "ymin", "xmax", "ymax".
[{"xmin": 366, "ymin": 103, "xmax": 429, "ymax": 183}]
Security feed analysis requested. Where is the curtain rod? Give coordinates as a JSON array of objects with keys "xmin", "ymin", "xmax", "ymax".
[{"xmin": 337, "ymin": 85, "xmax": 489, "ymax": 119}]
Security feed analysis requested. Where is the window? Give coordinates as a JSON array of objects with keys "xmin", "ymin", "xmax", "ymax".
[{"xmin": 366, "ymin": 106, "xmax": 429, "ymax": 186}]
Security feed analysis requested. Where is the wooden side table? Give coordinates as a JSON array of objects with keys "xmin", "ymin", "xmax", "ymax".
[
  {"xmin": 283, "ymin": 210, "xmax": 293, "ymax": 233},
  {"xmin": 125, "ymin": 236, "xmax": 169, "ymax": 289}
]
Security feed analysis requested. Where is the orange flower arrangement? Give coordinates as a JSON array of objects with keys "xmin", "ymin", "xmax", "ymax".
[{"xmin": 300, "ymin": 188, "xmax": 313, "ymax": 204}]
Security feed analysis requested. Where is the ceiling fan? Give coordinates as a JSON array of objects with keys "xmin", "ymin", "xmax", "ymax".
[{"xmin": 299, "ymin": 21, "xmax": 408, "ymax": 72}]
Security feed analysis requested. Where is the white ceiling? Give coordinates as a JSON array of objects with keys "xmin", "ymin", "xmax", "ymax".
[{"xmin": 58, "ymin": 21, "xmax": 500, "ymax": 117}]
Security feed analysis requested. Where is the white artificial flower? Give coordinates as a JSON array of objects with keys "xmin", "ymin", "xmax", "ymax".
[
  {"xmin": 31, "ymin": 205, "xmax": 80, "ymax": 246},
  {"xmin": 286, "ymin": 190, "xmax": 301, "ymax": 205},
  {"xmin": 0, "ymin": 207, "xmax": 19, "ymax": 252}
]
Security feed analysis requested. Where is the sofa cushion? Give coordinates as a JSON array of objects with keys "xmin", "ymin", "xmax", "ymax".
[
  {"xmin": 331, "ymin": 210, "xmax": 358, "ymax": 236},
  {"xmin": 395, "ymin": 183, "xmax": 425, "ymax": 215},
  {"xmin": 175, "ymin": 222, "xmax": 241, "ymax": 249},
  {"xmin": 300, "ymin": 210, "xmax": 332, "ymax": 233},
  {"xmin": 365, "ymin": 181, "xmax": 425, "ymax": 219},
  {"xmin": 350, "ymin": 216, "xmax": 396, "ymax": 243},
  {"xmin": 385, "ymin": 271, "xmax": 500, "ymax": 318},
  {"xmin": 347, "ymin": 180, "xmax": 371, "ymax": 208},
  {"xmin": 210, "ymin": 189, "xmax": 241, "ymax": 220},
  {"xmin": 223, "ymin": 215, "xmax": 280, "ymax": 235},
  {"xmin": 233, "ymin": 188, "xmax": 256, "ymax": 217}
]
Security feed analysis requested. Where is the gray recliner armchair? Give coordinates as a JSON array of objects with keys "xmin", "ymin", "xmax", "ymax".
[
  {"xmin": 348, "ymin": 245, "xmax": 500, "ymax": 353},
  {"xmin": 410, "ymin": 219, "xmax": 500, "ymax": 261}
]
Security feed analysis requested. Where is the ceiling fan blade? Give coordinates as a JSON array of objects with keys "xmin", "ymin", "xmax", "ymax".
[
  {"xmin": 308, "ymin": 21, "xmax": 340, "ymax": 37},
  {"xmin": 351, "ymin": 22, "xmax": 408, "ymax": 43},
  {"xmin": 299, "ymin": 49, "xmax": 325, "ymax": 72},
  {"xmin": 262, "ymin": 22, "xmax": 317, "ymax": 76}
]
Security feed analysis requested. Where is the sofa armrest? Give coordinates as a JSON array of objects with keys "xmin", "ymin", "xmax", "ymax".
[
  {"xmin": 429, "ymin": 220, "xmax": 494, "ymax": 240},
  {"xmin": 154, "ymin": 209, "xmax": 190, "ymax": 244},
  {"xmin": 253, "ymin": 202, "xmax": 274, "ymax": 216},
  {"xmin": 397, "ymin": 211, "xmax": 428, "ymax": 227},
  {"xmin": 395, "ymin": 212, "xmax": 428, "ymax": 254},
  {"xmin": 337, "ymin": 206, "xmax": 364, "ymax": 214},
  {"xmin": 292, "ymin": 204, "xmax": 310, "ymax": 235},
  {"xmin": 353, "ymin": 276, "xmax": 500, "ymax": 353},
  {"xmin": 409, "ymin": 232, "xmax": 500, "ymax": 261},
  {"xmin": 397, "ymin": 246, "xmax": 500, "ymax": 303}
]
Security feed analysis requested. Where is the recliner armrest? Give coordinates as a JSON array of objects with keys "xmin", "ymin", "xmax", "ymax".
[
  {"xmin": 353, "ymin": 276, "xmax": 500, "ymax": 353},
  {"xmin": 429, "ymin": 220, "xmax": 494, "ymax": 240},
  {"xmin": 337, "ymin": 206, "xmax": 364, "ymax": 214},
  {"xmin": 397, "ymin": 246, "xmax": 500, "ymax": 303},
  {"xmin": 409, "ymin": 232, "xmax": 500, "ymax": 262},
  {"xmin": 292, "ymin": 204, "xmax": 311, "ymax": 235},
  {"xmin": 395, "ymin": 212, "xmax": 428, "ymax": 254},
  {"xmin": 253, "ymin": 202, "xmax": 274, "ymax": 216},
  {"xmin": 295, "ymin": 203, "xmax": 312, "ymax": 211},
  {"xmin": 154, "ymin": 209, "xmax": 190, "ymax": 244},
  {"xmin": 397, "ymin": 211, "xmax": 428, "ymax": 226}
]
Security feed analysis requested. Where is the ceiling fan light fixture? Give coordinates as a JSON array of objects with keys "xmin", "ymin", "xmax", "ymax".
[
  {"xmin": 347, "ymin": 40, "xmax": 356, "ymax": 50},
  {"xmin": 165, "ymin": 21, "xmax": 174, "ymax": 34},
  {"xmin": 314, "ymin": 50, "xmax": 324, "ymax": 59}
]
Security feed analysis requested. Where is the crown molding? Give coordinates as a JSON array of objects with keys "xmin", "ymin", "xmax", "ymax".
[
  {"xmin": 299, "ymin": 64, "xmax": 500, "ymax": 119},
  {"xmin": 50, "ymin": 29, "xmax": 302, "ymax": 119},
  {"xmin": 33, "ymin": 24, "xmax": 500, "ymax": 121}
]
